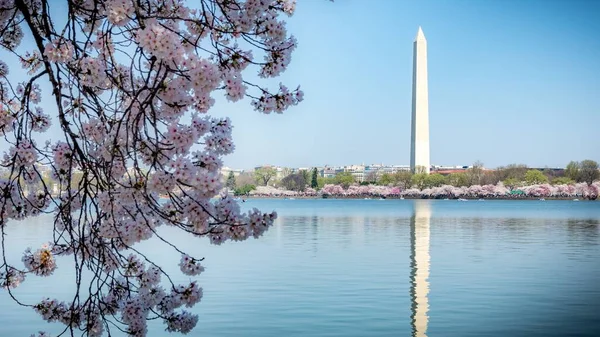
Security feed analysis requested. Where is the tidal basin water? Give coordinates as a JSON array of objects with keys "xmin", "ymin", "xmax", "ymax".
[{"xmin": 1, "ymin": 199, "xmax": 599, "ymax": 336}]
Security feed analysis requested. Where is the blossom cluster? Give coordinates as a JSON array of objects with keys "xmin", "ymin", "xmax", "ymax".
[
  {"xmin": 30, "ymin": 107, "xmax": 51, "ymax": 132},
  {"xmin": 3, "ymin": 140, "xmax": 38, "ymax": 168},
  {"xmin": 251, "ymin": 83, "xmax": 304, "ymax": 114},
  {"xmin": 78, "ymin": 57, "xmax": 110, "ymax": 89},
  {"xmin": 103, "ymin": 265, "xmax": 204, "ymax": 335},
  {"xmin": 104, "ymin": 0, "xmax": 135, "ymax": 26},
  {"xmin": 179, "ymin": 254, "xmax": 205, "ymax": 276},
  {"xmin": 0, "ymin": 266, "xmax": 25, "ymax": 289},
  {"xmin": 0, "ymin": 177, "xmax": 48, "ymax": 220},
  {"xmin": 0, "ymin": 101, "xmax": 16, "ymax": 131},
  {"xmin": 136, "ymin": 19, "xmax": 186, "ymax": 62},
  {"xmin": 44, "ymin": 39, "xmax": 74, "ymax": 63},
  {"xmin": 22, "ymin": 243, "xmax": 57, "ymax": 277},
  {"xmin": 0, "ymin": 1, "xmax": 23, "ymax": 49}
]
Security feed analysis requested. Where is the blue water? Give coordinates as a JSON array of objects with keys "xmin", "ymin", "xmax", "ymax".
[{"xmin": 1, "ymin": 199, "xmax": 599, "ymax": 336}]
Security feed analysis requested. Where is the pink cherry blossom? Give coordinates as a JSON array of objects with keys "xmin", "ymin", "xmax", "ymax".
[{"xmin": 1, "ymin": 1, "xmax": 302, "ymax": 336}]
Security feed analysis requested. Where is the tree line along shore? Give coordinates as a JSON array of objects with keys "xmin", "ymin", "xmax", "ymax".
[{"xmin": 226, "ymin": 160, "xmax": 600, "ymax": 200}]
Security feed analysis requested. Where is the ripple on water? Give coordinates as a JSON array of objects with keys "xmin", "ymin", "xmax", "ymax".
[{"xmin": 1, "ymin": 199, "xmax": 599, "ymax": 337}]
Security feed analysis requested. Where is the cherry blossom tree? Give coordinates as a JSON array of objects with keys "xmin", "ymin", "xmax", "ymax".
[
  {"xmin": 303, "ymin": 187, "xmax": 317, "ymax": 196},
  {"xmin": 402, "ymin": 188, "xmax": 420, "ymax": 197},
  {"xmin": 310, "ymin": 181, "xmax": 596, "ymax": 200},
  {"xmin": 0, "ymin": 0, "xmax": 303, "ymax": 336},
  {"xmin": 320, "ymin": 184, "xmax": 344, "ymax": 196},
  {"xmin": 589, "ymin": 182, "xmax": 599, "ymax": 200},
  {"xmin": 385, "ymin": 187, "xmax": 399, "ymax": 196}
]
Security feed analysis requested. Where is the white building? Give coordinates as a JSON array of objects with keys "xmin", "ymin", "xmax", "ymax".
[
  {"xmin": 343, "ymin": 165, "xmax": 365, "ymax": 182},
  {"xmin": 221, "ymin": 166, "xmax": 245, "ymax": 177}
]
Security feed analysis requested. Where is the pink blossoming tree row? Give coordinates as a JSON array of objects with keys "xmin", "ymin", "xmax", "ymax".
[
  {"xmin": 249, "ymin": 182, "xmax": 600, "ymax": 200},
  {"xmin": 0, "ymin": 0, "xmax": 303, "ymax": 336}
]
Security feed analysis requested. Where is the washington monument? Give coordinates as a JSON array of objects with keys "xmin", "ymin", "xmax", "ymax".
[{"xmin": 410, "ymin": 27, "xmax": 430, "ymax": 174}]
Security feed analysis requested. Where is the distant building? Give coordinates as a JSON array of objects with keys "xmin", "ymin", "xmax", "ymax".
[
  {"xmin": 343, "ymin": 165, "xmax": 365, "ymax": 182},
  {"xmin": 321, "ymin": 164, "xmax": 417, "ymax": 182},
  {"xmin": 366, "ymin": 164, "xmax": 411, "ymax": 174},
  {"xmin": 221, "ymin": 166, "xmax": 245, "ymax": 177},
  {"xmin": 323, "ymin": 167, "xmax": 343, "ymax": 178}
]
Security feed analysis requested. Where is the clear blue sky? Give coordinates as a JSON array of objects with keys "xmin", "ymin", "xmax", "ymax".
[
  {"xmin": 212, "ymin": 0, "xmax": 600, "ymax": 169},
  {"xmin": 3, "ymin": 1, "xmax": 599, "ymax": 170}
]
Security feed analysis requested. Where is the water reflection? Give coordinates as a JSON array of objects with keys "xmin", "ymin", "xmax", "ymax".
[
  {"xmin": 410, "ymin": 200, "xmax": 431, "ymax": 337},
  {"xmin": 311, "ymin": 215, "xmax": 319, "ymax": 255},
  {"xmin": 1, "ymin": 200, "xmax": 600, "ymax": 336}
]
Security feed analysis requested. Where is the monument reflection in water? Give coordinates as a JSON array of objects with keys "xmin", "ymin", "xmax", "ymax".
[{"xmin": 410, "ymin": 200, "xmax": 431, "ymax": 337}]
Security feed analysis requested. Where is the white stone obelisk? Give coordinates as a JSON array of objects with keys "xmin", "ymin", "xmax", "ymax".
[
  {"xmin": 410, "ymin": 200, "xmax": 431, "ymax": 337},
  {"xmin": 410, "ymin": 27, "xmax": 430, "ymax": 174}
]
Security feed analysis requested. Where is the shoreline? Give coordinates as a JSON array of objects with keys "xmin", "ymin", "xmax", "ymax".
[{"xmin": 239, "ymin": 195, "xmax": 597, "ymax": 201}]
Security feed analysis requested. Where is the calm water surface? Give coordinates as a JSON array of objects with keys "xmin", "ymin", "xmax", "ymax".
[{"xmin": 1, "ymin": 199, "xmax": 599, "ymax": 336}]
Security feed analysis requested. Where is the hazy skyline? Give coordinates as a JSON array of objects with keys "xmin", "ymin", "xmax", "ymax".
[{"xmin": 211, "ymin": 0, "xmax": 600, "ymax": 169}]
